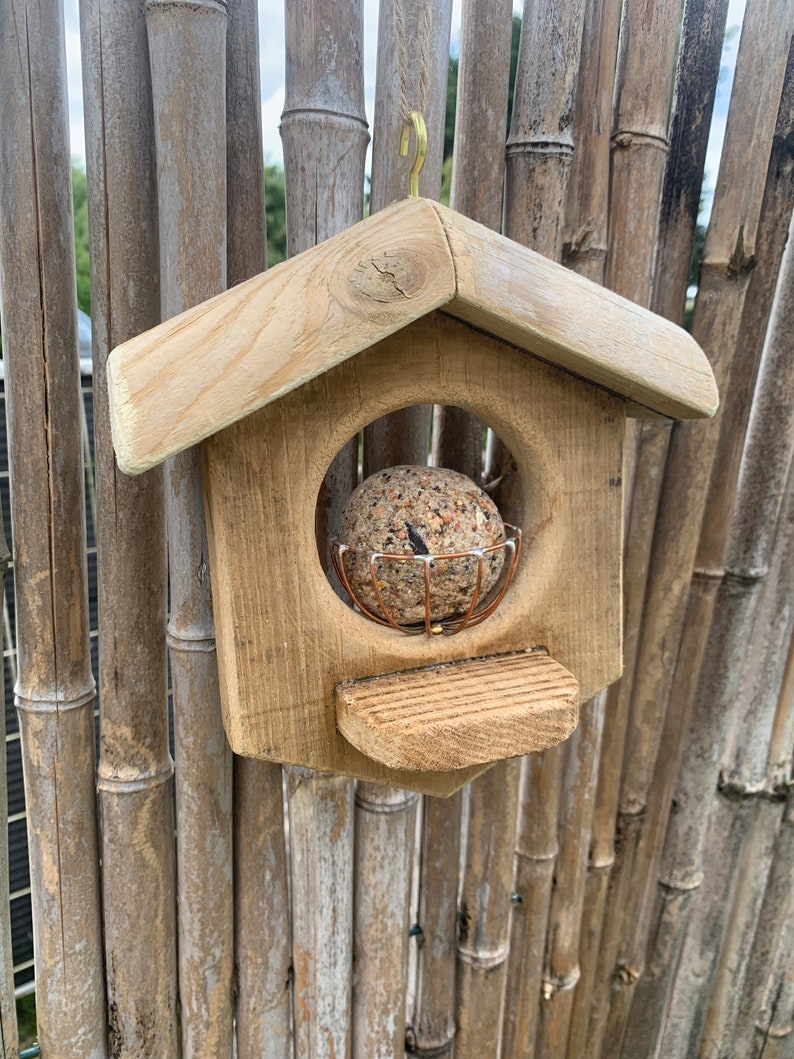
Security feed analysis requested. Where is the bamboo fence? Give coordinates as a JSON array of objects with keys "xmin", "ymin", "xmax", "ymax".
[{"xmin": 0, "ymin": 0, "xmax": 793, "ymax": 1056}]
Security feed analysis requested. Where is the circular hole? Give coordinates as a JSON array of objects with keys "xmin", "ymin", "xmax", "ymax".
[{"xmin": 315, "ymin": 405, "xmax": 525, "ymax": 634}]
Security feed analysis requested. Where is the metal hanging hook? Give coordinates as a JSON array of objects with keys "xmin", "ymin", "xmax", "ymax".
[{"xmin": 399, "ymin": 111, "xmax": 427, "ymax": 198}]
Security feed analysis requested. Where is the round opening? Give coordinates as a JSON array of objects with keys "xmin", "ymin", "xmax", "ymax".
[{"xmin": 315, "ymin": 405, "xmax": 526, "ymax": 635}]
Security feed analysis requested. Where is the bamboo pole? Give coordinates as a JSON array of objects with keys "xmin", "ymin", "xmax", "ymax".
[
  {"xmin": 581, "ymin": 0, "xmax": 695, "ymax": 1038},
  {"xmin": 288, "ymin": 769, "xmax": 354, "ymax": 1058},
  {"xmin": 735, "ymin": 789, "xmax": 794, "ymax": 1058},
  {"xmin": 420, "ymin": 149, "xmax": 516, "ymax": 1054},
  {"xmin": 618, "ymin": 0, "xmax": 794, "ymax": 821},
  {"xmin": 534, "ymin": 692, "xmax": 606, "ymax": 1059},
  {"xmin": 651, "ymin": 273, "xmax": 794, "ymax": 1058},
  {"xmin": 409, "ymin": 792, "xmax": 462, "ymax": 1056},
  {"xmin": 557, "ymin": 4, "xmax": 622, "ymax": 1052},
  {"xmin": 79, "ymin": 0, "xmax": 180, "ymax": 1050},
  {"xmin": 449, "ymin": 0, "xmax": 513, "ymax": 231},
  {"xmin": 356, "ymin": 6, "xmax": 457, "ymax": 1054},
  {"xmin": 616, "ymin": 30, "xmax": 794, "ymax": 1053},
  {"xmin": 496, "ymin": 4, "xmax": 589, "ymax": 1054},
  {"xmin": 0, "ymin": 526, "xmax": 16, "ymax": 1056},
  {"xmin": 601, "ymin": 0, "xmax": 792, "ymax": 1024},
  {"xmin": 436, "ymin": 0, "xmax": 513, "ymax": 489},
  {"xmin": 226, "ymin": 3, "xmax": 292, "ymax": 1052},
  {"xmin": 417, "ymin": 5, "xmax": 518, "ymax": 1056},
  {"xmin": 657, "ymin": 315, "xmax": 794, "ymax": 1057},
  {"xmin": 352, "ymin": 785, "xmax": 418, "ymax": 1057},
  {"xmin": 504, "ymin": 0, "xmax": 588, "ymax": 261},
  {"xmin": 0, "ymin": 2, "xmax": 107, "ymax": 1056},
  {"xmin": 562, "ymin": 0, "xmax": 622, "ymax": 284},
  {"xmin": 146, "ymin": 4, "xmax": 234, "ymax": 1055},
  {"xmin": 454, "ymin": 760, "xmax": 519, "ymax": 1055},
  {"xmin": 280, "ymin": 3, "xmax": 368, "ymax": 1054},
  {"xmin": 702, "ymin": 589, "xmax": 794, "ymax": 1058},
  {"xmin": 363, "ymin": 0, "xmax": 453, "ymax": 475}
]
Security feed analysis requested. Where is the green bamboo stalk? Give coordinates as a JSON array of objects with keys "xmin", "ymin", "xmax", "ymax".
[
  {"xmin": 0, "ymin": 0, "xmax": 107, "ymax": 1054},
  {"xmin": 226, "ymin": 3, "xmax": 292, "ymax": 1052},
  {"xmin": 146, "ymin": 3, "xmax": 234, "ymax": 1054}
]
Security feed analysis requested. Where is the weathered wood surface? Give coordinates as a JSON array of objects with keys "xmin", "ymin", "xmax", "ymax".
[
  {"xmin": 202, "ymin": 312, "xmax": 623, "ymax": 792},
  {"xmin": 615, "ymin": 26, "xmax": 794, "ymax": 1056},
  {"xmin": 225, "ymin": 2, "xmax": 292, "ymax": 1052},
  {"xmin": 445, "ymin": 6, "xmax": 517, "ymax": 1051},
  {"xmin": 585, "ymin": 0, "xmax": 692, "ymax": 1036},
  {"xmin": 146, "ymin": 2, "xmax": 234, "ymax": 1055},
  {"xmin": 108, "ymin": 198, "xmax": 716, "ymax": 475},
  {"xmin": 280, "ymin": 2, "xmax": 367, "ymax": 1054},
  {"xmin": 0, "ymin": 0, "xmax": 107, "ymax": 1054},
  {"xmin": 364, "ymin": 0, "xmax": 452, "ymax": 474},
  {"xmin": 337, "ymin": 651, "xmax": 578, "ymax": 772},
  {"xmin": 352, "ymin": 782, "xmax": 418, "ymax": 1058},
  {"xmin": 505, "ymin": 0, "xmax": 587, "ymax": 260},
  {"xmin": 80, "ymin": 0, "xmax": 179, "ymax": 1050},
  {"xmin": 585, "ymin": 0, "xmax": 736, "ymax": 1050},
  {"xmin": 0, "ymin": 535, "xmax": 14, "ymax": 1053}
]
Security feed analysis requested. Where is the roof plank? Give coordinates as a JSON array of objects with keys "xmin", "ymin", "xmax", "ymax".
[{"xmin": 108, "ymin": 196, "xmax": 717, "ymax": 475}]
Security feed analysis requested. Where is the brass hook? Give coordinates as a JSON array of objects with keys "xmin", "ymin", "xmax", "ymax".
[{"xmin": 399, "ymin": 111, "xmax": 427, "ymax": 198}]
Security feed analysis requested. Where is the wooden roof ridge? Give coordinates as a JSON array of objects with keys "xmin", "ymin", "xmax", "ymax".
[{"xmin": 108, "ymin": 196, "xmax": 717, "ymax": 475}]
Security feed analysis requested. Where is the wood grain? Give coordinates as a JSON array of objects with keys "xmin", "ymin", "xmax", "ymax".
[
  {"xmin": 202, "ymin": 312, "xmax": 624, "ymax": 793},
  {"xmin": 336, "ymin": 651, "xmax": 578, "ymax": 772},
  {"xmin": 108, "ymin": 198, "xmax": 718, "ymax": 475}
]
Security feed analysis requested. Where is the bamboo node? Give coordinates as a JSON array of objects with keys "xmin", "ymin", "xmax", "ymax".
[
  {"xmin": 610, "ymin": 131, "xmax": 668, "ymax": 152},
  {"xmin": 14, "ymin": 685, "xmax": 96, "ymax": 714},
  {"xmin": 456, "ymin": 944, "xmax": 509, "ymax": 969},
  {"xmin": 659, "ymin": 869, "xmax": 704, "ymax": 893},
  {"xmin": 541, "ymin": 968, "xmax": 581, "ymax": 998},
  {"xmin": 613, "ymin": 962, "xmax": 641, "ymax": 986},
  {"xmin": 718, "ymin": 772, "xmax": 783, "ymax": 802},
  {"xmin": 354, "ymin": 787, "xmax": 419, "ymax": 813}
]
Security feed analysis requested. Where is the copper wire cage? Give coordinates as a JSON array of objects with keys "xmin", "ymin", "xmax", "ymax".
[{"xmin": 330, "ymin": 523, "xmax": 522, "ymax": 635}]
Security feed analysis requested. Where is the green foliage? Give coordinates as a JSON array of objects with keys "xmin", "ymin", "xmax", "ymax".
[
  {"xmin": 265, "ymin": 163, "xmax": 287, "ymax": 266},
  {"xmin": 17, "ymin": 991, "xmax": 37, "ymax": 1049},
  {"xmin": 72, "ymin": 166, "xmax": 91, "ymax": 316}
]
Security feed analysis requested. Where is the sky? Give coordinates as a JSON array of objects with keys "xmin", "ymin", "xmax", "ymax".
[{"xmin": 62, "ymin": 0, "xmax": 745, "ymax": 196}]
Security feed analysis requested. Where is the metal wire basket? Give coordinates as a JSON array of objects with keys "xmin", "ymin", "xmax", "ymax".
[{"xmin": 330, "ymin": 523, "xmax": 522, "ymax": 635}]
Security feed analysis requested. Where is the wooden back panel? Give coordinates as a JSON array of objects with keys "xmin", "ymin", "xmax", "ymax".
[{"xmin": 202, "ymin": 313, "xmax": 624, "ymax": 794}]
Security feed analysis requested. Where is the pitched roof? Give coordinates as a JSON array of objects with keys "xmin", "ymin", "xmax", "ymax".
[{"xmin": 108, "ymin": 197, "xmax": 718, "ymax": 475}]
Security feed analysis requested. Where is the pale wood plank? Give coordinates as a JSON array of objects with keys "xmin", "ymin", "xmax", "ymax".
[
  {"xmin": 336, "ymin": 651, "xmax": 579, "ymax": 772},
  {"xmin": 203, "ymin": 313, "xmax": 623, "ymax": 794},
  {"xmin": 108, "ymin": 198, "xmax": 718, "ymax": 476}
]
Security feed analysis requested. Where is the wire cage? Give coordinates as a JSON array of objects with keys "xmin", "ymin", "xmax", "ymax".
[{"xmin": 330, "ymin": 523, "xmax": 522, "ymax": 635}]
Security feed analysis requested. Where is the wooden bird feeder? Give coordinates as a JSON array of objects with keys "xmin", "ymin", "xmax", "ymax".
[{"xmin": 107, "ymin": 197, "xmax": 717, "ymax": 796}]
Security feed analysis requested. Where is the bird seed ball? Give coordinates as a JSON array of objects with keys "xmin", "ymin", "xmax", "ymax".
[{"xmin": 339, "ymin": 465, "xmax": 506, "ymax": 626}]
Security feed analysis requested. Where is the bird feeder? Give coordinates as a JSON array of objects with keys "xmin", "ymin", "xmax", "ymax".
[{"xmin": 107, "ymin": 196, "xmax": 717, "ymax": 796}]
